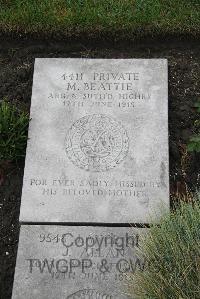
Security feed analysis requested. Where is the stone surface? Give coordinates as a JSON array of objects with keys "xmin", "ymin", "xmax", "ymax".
[
  {"xmin": 12, "ymin": 225, "xmax": 147, "ymax": 299},
  {"xmin": 20, "ymin": 58, "xmax": 169, "ymax": 223}
]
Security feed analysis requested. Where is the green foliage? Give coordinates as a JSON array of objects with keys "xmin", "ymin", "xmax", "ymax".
[
  {"xmin": 187, "ymin": 136, "xmax": 200, "ymax": 152},
  {"xmin": 127, "ymin": 200, "xmax": 200, "ymax": 299},
  {"xmin": 0, "ymin": 0, "xmax": 199, "ymax": 37},
  {"xmin": 194, "ymin": 101, "xmax": 200, "ymax": 113},
  {"xmin": 187, "ymin": 101, "xmax": 200, "ymax": 153},
  {"xmin": 0, "ymin": 100, "xmax": 29, "ymax": 162}
]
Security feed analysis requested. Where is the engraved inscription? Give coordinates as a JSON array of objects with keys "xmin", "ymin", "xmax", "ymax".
[
  {"xmin": 65, "ymin": 114, "xmax": 129, "ymax": 172},
  {"xmin": 66, "ymin": 289, "xmax": 112, "ymax": 299}
]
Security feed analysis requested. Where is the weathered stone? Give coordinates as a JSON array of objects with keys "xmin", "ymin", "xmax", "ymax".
[
  {"xmin": 20, "ymin": 58, "xmax": 169, "ymax": 223},
  {"xmin": 12, "ymin": 225, "xmax": 147, "ymax": 299}
]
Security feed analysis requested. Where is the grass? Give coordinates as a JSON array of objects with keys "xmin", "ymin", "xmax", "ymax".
[
  {"xmin": 187, "ymin": 101, "xmax": 200, "ymax": 153},
  {"xmin": 0, "ymin": 0, "xmax": 199, "ymax": 38},
  {"xmin": 0, "ymin": 100, "xmax": 29, "ymax": 163},
  {"xmin": 127, "ymin": 198, "xmax": 200, "ymax": 299}
]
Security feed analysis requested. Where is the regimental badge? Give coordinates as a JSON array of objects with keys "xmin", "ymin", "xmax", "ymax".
[{"xmin": 65, "ymin": 114, "xmax": 129, "ymax": 172}]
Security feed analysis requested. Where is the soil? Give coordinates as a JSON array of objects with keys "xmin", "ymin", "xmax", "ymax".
[{"xmin": 0, "ymin": 36, "xmax": 200, "ymax": 299}]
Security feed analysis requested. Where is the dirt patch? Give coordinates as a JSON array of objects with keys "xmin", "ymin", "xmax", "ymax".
[
  {"xmin": 0, "ymin": 162, "xmax": 24, "ymax": 299},
  {"xmin": 0, "ymin": 37, "xmax": 200, "ymax": 298}
]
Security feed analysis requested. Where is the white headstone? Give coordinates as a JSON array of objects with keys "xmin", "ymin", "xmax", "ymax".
[
  {"xmin": 12, "ymin": 225, "xmax": 147, "ymax": 299},
  {"xmin": 20, "ymin": 58, "xmax": 169, "ymax": 223}
]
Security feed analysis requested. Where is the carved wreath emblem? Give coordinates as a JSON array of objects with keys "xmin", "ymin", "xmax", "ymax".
[{"xmin": 65, "ymin": 114, "xmax": 129, "ymax": 172}]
